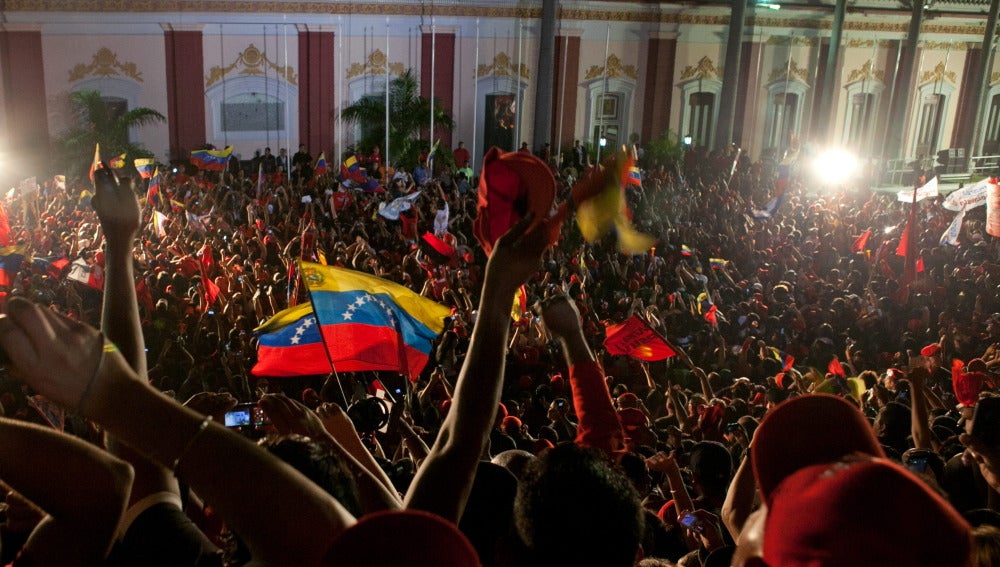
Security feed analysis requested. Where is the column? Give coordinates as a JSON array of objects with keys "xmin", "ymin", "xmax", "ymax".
[
  {"xmin": 884, "ymin": 0, "xmax": 924, "ymax": 161},
  {"xmin": 815, "ymin": 0, "xmax": 847, "ymax": 144},
  {"xmin": 641, "ymin": 30, "xmax": 678, "ymax": 143},
  {"xmin": 0, "ymin": 25, "xmax": 48, "ymax": 174},
  {"xmin": 715, "ymin": 0, "xmax": 747, "ymax": 150},
  {"xmin": 421, "ymin": 26, "xmax": 456, "ymax": 147},
  {"xmin": 732, "ymin": 38, "xmax": 760, "ymax": 145},
  {"xmin": 163, "ymin": 24, "xmax": 207, "ymax": 161},
  {"xmin": 551, "ymin": 32, "xmax": 581, "ymax": 149},
  {"xmin": 952, "ymin": 45, "xmax": 982, "ymax": 150},
  {"xmin": 969, "ymin": 0, "xmax": 1000, "ymax": 157},
  {"xmin": 532, "ymin": 0, "xmax": 558, "ymax": 152},
  {"xmin": 297, "ymin": 25, "xmax": 335, "ymax": 158}
]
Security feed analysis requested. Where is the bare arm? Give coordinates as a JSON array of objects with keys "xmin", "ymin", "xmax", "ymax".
[{"xmin": 404, "ymin": 215, "xmax": 548, "ymax": 522}]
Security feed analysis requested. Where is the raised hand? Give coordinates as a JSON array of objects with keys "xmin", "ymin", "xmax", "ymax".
[
  {"xmin": 183, "ymin": 391, "xmax": 238, "ymax": 421},
  {"xmin": 259, "ymin": 393, "xmax": 329, "ymax": 440},
  {"xmin": 92, "ymin": 166, "xmax": 141, "ymax": 241},
  {"xmin": 0, "ymin": 297, "xmax": 132, "ymax": 414},
  {"xmin": 485, "ymin": 212, "xmax": 550, "ymax": 295},
  {"xmin": 537, "ymin": 293, "xmax": 583, "ymax": 340}
]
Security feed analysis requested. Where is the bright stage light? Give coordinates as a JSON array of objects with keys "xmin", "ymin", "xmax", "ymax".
[{"xmin": 812, "ymin": 149, "xmax": 858, "ymax": 185}]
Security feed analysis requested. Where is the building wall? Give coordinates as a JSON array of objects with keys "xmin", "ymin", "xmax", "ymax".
[{"xmin": 1, "ymin": 1, "xmax": 996, "ymax": 178}]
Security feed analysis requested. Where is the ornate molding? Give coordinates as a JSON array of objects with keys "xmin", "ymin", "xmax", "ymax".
[
  {"xmin": 345, "ymin": 49, "xmax": 405, "ymax": 80},
  {"xmin": 477, "ymin": 52, "xmax": 530, "ymax": 80},
  {"xmin": 205, "ymin": 43, "xmax": 297, "ymax": 88},
  {"xmin": 920, "ymin": 40, "xmax": 967, "ymax": 50},
  {"xmin": 583, "ymin": 54, "xmax": 638, "ymax": 81},
  {"xmin": 69, "ymin": 47, "xmax": 143, "ymax": 83},
  {"xmin": 919, "ymin": 61, "xmax": 957, "ymax": 85},
  {"xmin": 766, "ymin": 36, "xmax": 818, "ymax": 46},
  {"xmin": 767, "ymin": 59, "xmax": 810, "ymax": 84},
  {"xmin": 993, "ymin": 71, "xmax": 1000, "ymax": 85},
  {"xmin": 843, "ymin": 38, "xmax": 895, "ymax": 48},
  {"xmin": 846, "ymin": 60, "xmax": 884, "ymax": 84},
  {"xmin": 679, "ymin": 56, "xmax": 722, "ymax": 81}
]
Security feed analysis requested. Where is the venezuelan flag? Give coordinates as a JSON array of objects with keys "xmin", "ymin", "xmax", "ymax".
[
  {"xmin": 134, "ymin": 158, "xmax": 156, "ymax": 179},
  {"xmin": 109, "ymin": 154, "xmax": 126, "ymax": 169},
  {"xmin": 252, "ymin": 304, "xmax": 331, "ymax": 377},
  {"xmin": 89, "ymin": 143, "xmax": 101, "ymax": 182},
  {"xmin": 190, "ymin": 147, "xmax": 233, "ymax": 171},
  {"xmin": 300, "ymin": 262, "xmax": 450, "ymax": 379},
  {"xmin": 626, "ymin": 165, "xmax": 642, "ymax": 187},
  {"xmin": 342, "ymin": 154, "xmax": 358, "ymax": 173},
  {"xmin": 681, "ymin": 244, "xmax": 693, "ymax": 257},
  {"xmin": 315, "ymin": 153, "xmax": 329, "ymax": 176},
  {"xmin": 0, "ymin": 246, "xmax": 26, "ymax": 287},
  {"xmin": 709, "ymin": 258, "xmax": 729, "ymax": 270}
]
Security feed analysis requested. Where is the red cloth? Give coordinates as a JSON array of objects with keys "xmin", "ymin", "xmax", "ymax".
[{"xmin": 570, "ymin": 359, "xmax": 625, "ymax": 456}]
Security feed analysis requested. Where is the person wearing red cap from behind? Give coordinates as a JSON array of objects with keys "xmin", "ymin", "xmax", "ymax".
[
  {"xmin": 731, "ymin": 394, "xmax": 971, "ymax": 567},
  {"xmin": 919, "ymin": 342, "xmax": 953, "ymax": 385}
]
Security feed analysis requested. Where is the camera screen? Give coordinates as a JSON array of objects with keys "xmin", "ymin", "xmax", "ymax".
[{"xmin": 225, "ymin": 409, "xmax": 251, "ymax": 427}]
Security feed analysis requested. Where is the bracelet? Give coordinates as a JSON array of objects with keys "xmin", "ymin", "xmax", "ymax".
[
  {"xmin": 172, "ymin": 416, "xmax": 212, "ymax": 473},
  {"xmin": 77, "ymin": 340, "xmax": 116, "ymax": 415}
]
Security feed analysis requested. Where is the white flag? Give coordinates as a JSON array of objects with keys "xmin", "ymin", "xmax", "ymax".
[
  {"xmin": 939, "ymin": 207, "xmax": 966, "ymax": 247},
  {"xmin": 898, "ymin": 176, "xmax": 938, "ymax": 202},
  {"xmin": 942, "ymin": 177, "xmax": 990, "ymax": 211},
  {"xmin": 378, "ymin": 191, "xmax": 422, "ymax": 221}
]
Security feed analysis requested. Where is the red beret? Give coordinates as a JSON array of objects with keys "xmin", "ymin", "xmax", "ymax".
[{"xmin": 920, "ymin": 344, "xmax": 942, "ymax": 357}]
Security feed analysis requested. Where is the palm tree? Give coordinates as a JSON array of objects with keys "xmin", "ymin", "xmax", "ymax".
[
  {"xmin": 58, "ymin": 89, "xmax": 166, "ymax": 178},
  {"xmin": 342, "ymin": 69, "xmax": 455, "ymax": 170}
]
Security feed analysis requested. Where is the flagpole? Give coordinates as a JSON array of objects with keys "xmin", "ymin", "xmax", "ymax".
[
  {"xmin": 337, "ymin": 15, "xmax": 344, "ymax": 163},
  {"xmin": 430, "ymin": 15, "xmax": 436, "ymax": 153},
  {"xmin": 300, "ymin": 260, "xmax": 349, "ymax": 407},
  {"xmin": 597, "ymin": 23, "xmax": 610, "ymax": 162},
  {"xmin": 472, "ymin": 17, "xmax": 480, "ymax": 173},
  {"xmin": 556, "ymin": 31, "xmax": 568, "ymax": 166},
  {"xmin": 284, "ymin": 17, "xmax": 291, "ymax": 170},
  {"xmin": 385, "ymin": 18, "xmax": 391, "ymax": 171}
]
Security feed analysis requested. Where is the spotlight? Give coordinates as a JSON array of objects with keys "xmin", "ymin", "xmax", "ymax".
[{"xmin": 812, "ymin": 149, "xmax": 858, "ymax": 185}]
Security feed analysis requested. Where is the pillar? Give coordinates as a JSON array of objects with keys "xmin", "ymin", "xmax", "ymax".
[
  {"xmin": 421, "ymin": 26, "xmax": 456, "ymax": 147},
  {"xmin": 884, "ymin": 0, "xmax": 925, "ymax": 161},
  {"xmin": 297, "ymin": 25, "xmax": 335, "ymax": 158},
  {"xmin": 715, "ymin": 0, "xmax": 747, "ymax": 150},
  {"xmin": 551, "ymin": 32, "xmax": 581, "ymax": 150},
  {"xmin": 0, "ymin": 25, "xmax": 49, "ymax": 176},
  {"xmin": 163, "ymin": 24, "xmax": 207, "ymax": 161},
  {"xmin": 641, "ymin": 30, "xmax": 678, "ymax": 143}
]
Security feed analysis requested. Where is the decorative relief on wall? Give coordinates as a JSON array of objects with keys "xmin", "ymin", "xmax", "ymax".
[
  {"xmin": 205, "ymin": 43, "xmax": 297, "ymax": 88},
  {"xmin": 920, "ymin": 40, "xmax": 968, "ymax": 50},
  {"xmin": 919, "ymin": 61, "xmax": 957, "ymax": 85},
  {"xmin": 345, "ymin": 49, "xmax": 405, "ymax": 80},
  {"xmin": 583, "ymin": 54, "xmax": 638, "ymax": 81},
  {"xmin": 766, "ymin": 36, "xmax": 818, "ymax": 46},
  {"xmin": 477, "ymin": 52, "xmax": 530, "ymax": 80},
  {"xmin": 844, "ymin": 38, "xmax": 895, "ymax": 48},
  {"xmin": 992, "ymin": 71, "xmax": 1000, "ymax": 85},
  {"xmin": 767, "ymin": 59, "xmax": 810, "ymax": 84},
  {"xmin": 679, "ymin": 56, "xmax": 721, "ymax": 81},
  {"xmin": 846, "ymin": 60, "xmax": 885, "ymax": 84},
  {"xmin": 68, "ymin": 47, "xmax": 143, "ymax": 82}
]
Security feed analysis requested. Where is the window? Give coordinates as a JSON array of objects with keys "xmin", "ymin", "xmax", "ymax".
[
  {"xmin": 840, "ymin": 78, "xmax": 882, "ymax": 156},
  {"xmin": 846, "ymin": 93, "xmax": 875, "ymax": 149},
  {"xmin": 914, "ymin": 93, "xmax": 945, "ymax": 159},
  {"xmin": 221, "ymin": 93, "xmax": 285, "ymax": 132},
  {"xmin": 983, "ymin": 93, "xmax": 1000, "ymax": 155},
  {"xmin": 688, "ymin": 92, "xmax": 715, "ymax": 149},
  {"xmin": 766, "ymin": 93, "xmax": 798, "ymax": 150}
]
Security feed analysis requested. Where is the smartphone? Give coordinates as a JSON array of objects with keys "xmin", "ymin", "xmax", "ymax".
[
  {"xmin": 679, "ymin": 512, "xmax": 703, "ymax": 533},
  {"xmin": 906, "ymin": 457, "xmax": 928, "ymax": 474},
  {"xmin": 224, "ymin": 407, "xmax": 252, "ymax": 427}
]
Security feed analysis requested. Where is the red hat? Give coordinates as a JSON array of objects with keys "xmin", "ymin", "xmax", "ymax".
[
  {"xmin": 501, "ymin": 416, "xmax": 523, "ymax": 432},
  {"xmin": 473, "ymin": 147, "xmax": 555, "ymax": 256},
  {"xmin": 325, "ymin": 510, "xmax": 480, "ymax": 566},
  {"xmin": 752, "ymin": 394, "xmax": 884, "ymax": 500},
  {"xmin": 920, "ymin": 343, "xmax": 942, "ymax": 357},
  {"xmin": 952, "ymin": 359, "xmax": 985, "ymax": 408},
  {"xmin": 616, "ymin": 392, "xmax": 640, "ymax": 409},
  {"xmin": 532, "ymin": 438, "xmax": 555, "ymax": 454},
  {"xmin": 617, "ymin": 408, "xmax": 647, "ymax": 431},
  {"xmin": 763, "ymin": 459, "xmax": 970, "ymax": 566}
]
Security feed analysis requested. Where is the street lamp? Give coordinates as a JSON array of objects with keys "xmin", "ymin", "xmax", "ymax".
[{"xmin": 683, "ymin": 134, "xmax": 693, "ymax": 147}]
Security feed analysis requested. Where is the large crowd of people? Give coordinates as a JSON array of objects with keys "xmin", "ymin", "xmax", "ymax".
[{"xmin": 0, "ymin": 135, "xmax": 997, "ymax": 566}]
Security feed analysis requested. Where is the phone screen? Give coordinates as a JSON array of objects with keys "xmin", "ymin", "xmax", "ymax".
[
  {"xmin": 224, "ymin": 409, "xmax": 251, "ymax": 427},
  {"xmin": 680, "ymin": 512, "xmax": 701, "ymax": 531},
  {"xmin": 906, "ymin": 457, "xmax": 928, "ymax": 474}
]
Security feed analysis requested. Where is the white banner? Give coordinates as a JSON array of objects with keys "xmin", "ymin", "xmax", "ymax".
[
  {"xmin": 942, "ymin": 177, "xmax": 991, "ymax": 211},
  {"xmin": 898, "ymin": 176, "xmax": 938, "ymax": 202}
]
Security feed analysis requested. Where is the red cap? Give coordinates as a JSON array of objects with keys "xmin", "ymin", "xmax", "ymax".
[
  {"xmin": 763, "ymin": 459, "xmax": 970, "ymax": 566},
  {"xmin": 752, "ymin": 394, "xmax": 884, "ymax": 501},
  {"xmin": 617, "ymin": 408, "xmax": 647, "ymax": 430},
  {"xmin": 325, "ymin": 510, "xmax": 480, "ymax": 566},
  {"xmin": 473, "ymin": 147, "xmax": 555, "ymax": 256},
  {"xmin": 920, "ymin": 343, "xmax": 942, "ymax": 357}
]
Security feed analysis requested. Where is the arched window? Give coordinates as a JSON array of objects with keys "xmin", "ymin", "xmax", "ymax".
[
  {"xmin": 982, "ymin": 85, "xmax": 1000, "ymax": 155},
  {"xmin": 584, "ymin": 77, "xmax": 635, "ymax": 153},
  {"xmin": 678, "ymin": 75, "xmax": 721, "ymax": 149},
  {"xmin": 764, "ymin": 79, "xmax": 809, "ymax": 152},
  {"xmin": 909, "ymin": 66, "xmax": 954, "ymax": 160},
  {"xmin": 205, "ymin": 75, "xmax": 298, "ymax": 144},
  {"xmin": 475, "ymin": 75, "xmax": 528, "ymax": 155},
  {"xmin": 840, "ymin": 78, "xmax": 884, "ymax": 155}
]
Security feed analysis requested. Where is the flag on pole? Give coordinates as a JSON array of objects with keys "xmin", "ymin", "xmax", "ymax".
[
  {"xmin": 752, "ymin": 147, "xmax": 797, "ymax": 219},
  {"xmin": 897, "ymin": 176, "xmax": 938, "ymax": 202},
  {"xmin": 134, "ymin": 158, "xmax": 156, "ymax": 179},
  {"xmin": 604, "ymin": 315, "xmax": 676, "ymax": 361},
  {"xmin": 427, "ymin": 139, "xmax": 441, "ymax": 171},
  {"xmin": 315, "ymin": 153, "xmax": 329, "ymax": 177},
  {"xmin": 943, "ymin": 177, "xmax": 990, "ymax": 211},
  {"xmin": 709, "ymin": 258, "xmax": 729, "ymax": 270},
  {"xmin": 511, "ymin": 284, "xmax": 528, "ymax": 321},
  {"xmin": 109, "ymin": 154, "xmax": 126, "ymax": 169},
  {"xmin": 852, "ymin": 228, "xmax": 872, "ymax": 253},
  {"xmin": 190, "ymin": 147, "xmax": 233, "ymax": 171},
  {"xmin": 940, "ymin": 207, "xmax": 966, "ymax": 246},
  {"xmin": 0, "ymin": 201, "xmax": 11, "ymax": 246},
  {"xmin": 625, "ymin": 165, "xmax": 642, "ymax": 187},
  {"xmin": 299, "ymin": 262, "xmax": 451, "ymax": 379},
  {"xmin": 151, "ymin": 210, "xmax": 169, "ymax": 238},
  {"xmin": 252, "ymin": 304, "xmax": 331, "ymax": 377}
]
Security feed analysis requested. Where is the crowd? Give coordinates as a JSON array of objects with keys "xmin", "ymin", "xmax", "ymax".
[{"xmin": 0, "ymin": 134, "xmax": 997, "ymax": 567}]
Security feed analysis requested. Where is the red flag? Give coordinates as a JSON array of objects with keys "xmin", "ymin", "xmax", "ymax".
[
  {"xmin": 136, "ymin": 277, "xmax": 154, "ymax": 315},
  {"xmin": 852, "ymin": 228, "xmax": 871, "ymax": 253},
  {"xmin": 604, "ymin": 315, "xmax": 676, "ymax": 361},
  {"xmin": 828, "ymin": 357, "xmax": 846, "ymax": 378},
  {"xmin": 704, "ymin": 304, "xmax": 719, "ymax": 326},
  {"xmin": 895, "ymin": 193, "xmax": 919, "ymax": 299}
]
